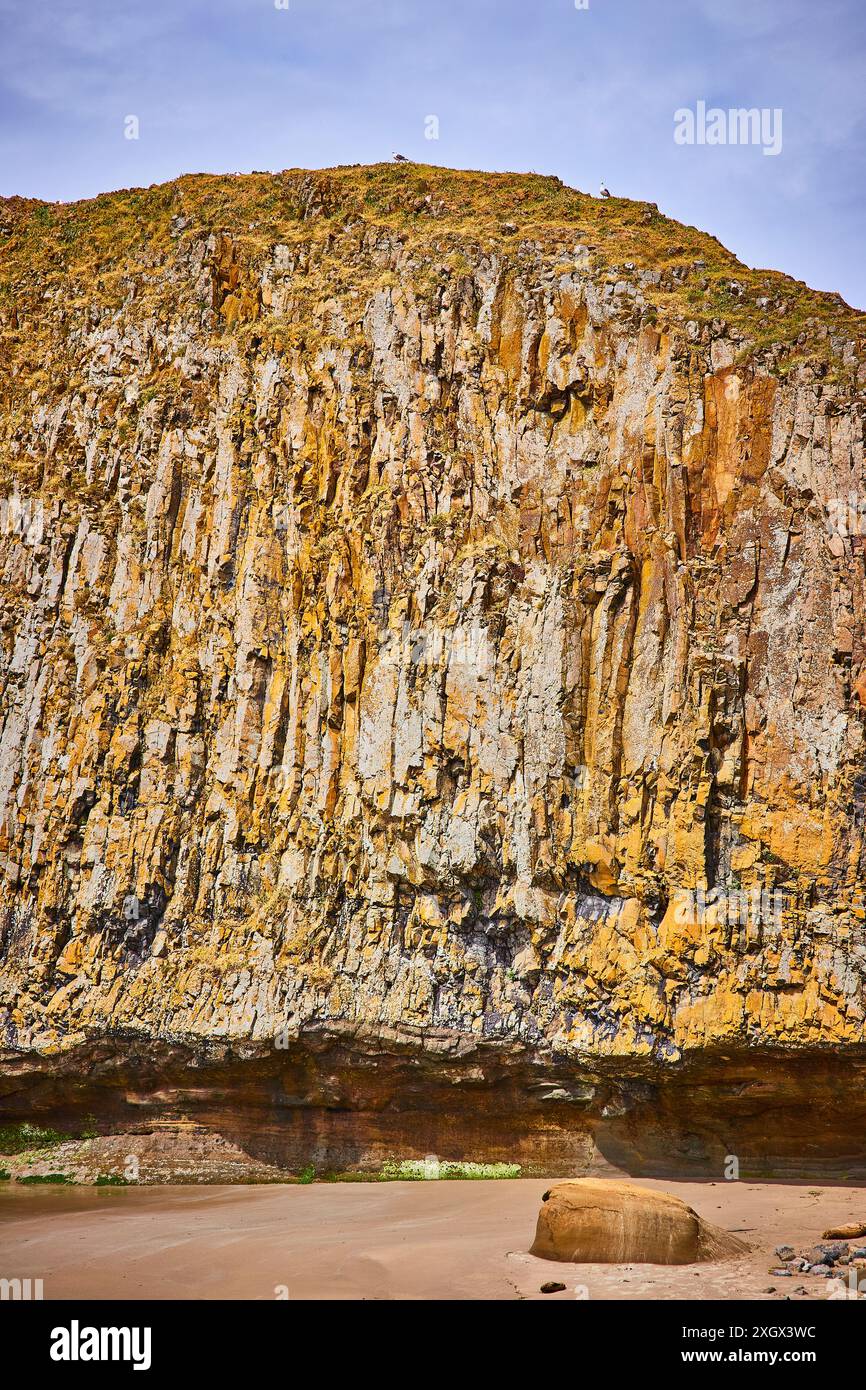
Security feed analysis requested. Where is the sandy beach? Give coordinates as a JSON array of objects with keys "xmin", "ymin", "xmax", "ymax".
[{"xmin": 2, "ymin": 1177, "xmax": 865, "ymax": 1301}]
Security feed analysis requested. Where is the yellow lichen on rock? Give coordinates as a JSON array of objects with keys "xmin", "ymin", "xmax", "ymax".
[{"xmin": 0, "ymin": 167, "xmax": 864, "ymax": 1169}]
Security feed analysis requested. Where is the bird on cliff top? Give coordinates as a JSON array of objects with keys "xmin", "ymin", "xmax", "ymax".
[
  {"xmin": 392, "ymin": 152, "xmax": 410, "ymax": 162},
  {"xmin": 599, "ymin": 181, "xmax": 611, "ymax": 198}
]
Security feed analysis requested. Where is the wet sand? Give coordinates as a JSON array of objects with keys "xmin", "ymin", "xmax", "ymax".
[{"xmin": 2, "ymin": 1177, "xmax": 864, "ymax": 1301}]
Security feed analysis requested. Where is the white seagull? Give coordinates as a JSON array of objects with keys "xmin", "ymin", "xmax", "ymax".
[
  {"xmin": 392, "ymin": 152, "xmax": 410, "ymax": 163},
  {"xmin": 599, "ymin": 181, "xmax": 611, "ymax": 199}
]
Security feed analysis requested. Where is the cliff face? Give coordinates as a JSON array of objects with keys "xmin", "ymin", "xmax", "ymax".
[{"xmin": 1, "ymin": 166, "xmax": 865, "ymax": 1175}]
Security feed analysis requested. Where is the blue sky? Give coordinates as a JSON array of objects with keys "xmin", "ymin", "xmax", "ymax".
[{"xmin": 1, "ymin": 0, "xmax": 864, "ymax": 307}]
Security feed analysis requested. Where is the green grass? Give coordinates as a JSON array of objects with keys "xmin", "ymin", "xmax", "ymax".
[
  {"xmin": 94, "ymin": 1174, "xmax": 129, "ymax": 1186},
  {"xmin": 1, "ymin": 163, "xmax": 861, "ymax": 388},
  {"xmin": 0, "ymin": 1169, "xmax": 10, "ymax": 1181},
  {"xmin": 288, "ymin": 1159, "xmax": 522, "ymax": 1183},
  {"xmin": 379, "ymin": 1159, "xmax": 522, "ymax": 1181},
  {"xmin": 16, "ymin": 1172, "xmax": 72, "ymax": 1185},
  {"xmin": 0, "ymin": 1123, "xmax": 69, "ymax": 1154}
]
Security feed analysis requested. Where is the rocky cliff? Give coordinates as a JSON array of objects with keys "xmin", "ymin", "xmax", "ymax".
[{"xmin": 1, "ymin": 165, "xmax": 865, "ymax": 1176}]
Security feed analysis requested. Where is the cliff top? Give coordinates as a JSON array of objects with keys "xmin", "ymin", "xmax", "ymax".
[{"xmin": 1, "ymin": 162, "xmax": 864, "ymax": 382}]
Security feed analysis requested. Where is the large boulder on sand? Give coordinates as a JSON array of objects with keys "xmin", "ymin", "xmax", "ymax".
[{"xmin": 530, "ymin": 1179, "xmax": 749, "ymax": 1265}]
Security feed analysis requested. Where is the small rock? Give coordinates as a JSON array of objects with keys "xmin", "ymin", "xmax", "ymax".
[
  {"xmin": 540, "ymin": 1282, "xmax": 566, "ymax": 1294},
  {"xmin": 768, "ymin": 1267, "xmax": 792, "ymax": 1277},
  {"xmin": 774, "ymin": 1245, "xmax": 795, "ymax": 1261},
  {"xmin": 813, "ymin": 1241, "xmax": 848, "ymax": 1262},
  {"xmin": 807, "ymin": 1248, "xmax": 830, "ymax": 1265}
]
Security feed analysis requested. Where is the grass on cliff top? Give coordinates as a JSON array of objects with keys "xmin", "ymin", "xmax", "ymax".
[{"xmin": 1, "ymin": 162, "xmax": 863, "ymax": 370}]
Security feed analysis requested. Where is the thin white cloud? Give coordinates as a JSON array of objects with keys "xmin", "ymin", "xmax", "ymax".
[{"xmin": 0, "ymin": 0, "xmax": 862, "ymax": 304}]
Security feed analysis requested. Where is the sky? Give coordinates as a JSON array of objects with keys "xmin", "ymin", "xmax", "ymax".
[{"xmin": 1, "ymin": 0, "xmax": 864, "ymax": 307}]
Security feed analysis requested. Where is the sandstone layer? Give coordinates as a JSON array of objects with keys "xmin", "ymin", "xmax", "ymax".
[
  {"xmin": 0, "ymin": 165, "xmax": 865, "ymax": 1175},
  {"xmin": 530, "ymin": 1179, "xmax": 748, "ymax": 1263}
]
